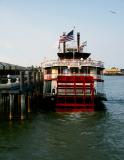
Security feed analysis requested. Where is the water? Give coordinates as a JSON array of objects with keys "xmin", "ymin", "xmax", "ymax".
[{"xmin": 0, "ymin": 76, "xmax": 124, "ymax": 160}]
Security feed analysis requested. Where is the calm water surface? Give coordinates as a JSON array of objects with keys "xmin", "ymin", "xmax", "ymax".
[{"xmin": 0, "ymin": 76, "xmax": 124, "ymax": 160}]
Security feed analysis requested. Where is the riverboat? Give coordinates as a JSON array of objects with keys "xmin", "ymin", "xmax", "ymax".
[{"xmin": 41, "ymin": 30, "xmax": 106, "ymax": 112}]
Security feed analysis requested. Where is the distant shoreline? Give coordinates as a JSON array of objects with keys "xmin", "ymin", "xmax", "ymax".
[{"xmin": 104, "ymin": 74, "xmax": 124, "ymax": 76}]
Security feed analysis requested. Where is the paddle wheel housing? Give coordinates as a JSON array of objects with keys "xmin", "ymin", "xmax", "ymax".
[{"xmin": 56, "ymin": 75, "xmax": 95, "ymax": 111}]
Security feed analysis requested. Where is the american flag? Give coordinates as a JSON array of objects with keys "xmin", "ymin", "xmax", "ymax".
[
  {"xmin": 65, "ymin": 30, "xmax": 74, "ymax": 41},
  {"xmin": 59, "ymin": 30, "xmax": 74, "ymax": 43}
]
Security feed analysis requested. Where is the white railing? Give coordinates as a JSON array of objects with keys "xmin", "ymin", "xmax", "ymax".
[
  {"xmin": 0, "ymin": 78, "xmax": 20, "ymax": 90},
  {"xmin": 44, "ymin": 73, "xmax": 103, "ymax": 81},
  {"xmin": 42, "ymin": 59, "xmax": 104, "ymax": 68}
]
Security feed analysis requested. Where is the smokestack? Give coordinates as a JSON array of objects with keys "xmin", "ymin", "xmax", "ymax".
[{"xmin": 77, "ymin": 32, "xmax": 80, "ymax": 52}]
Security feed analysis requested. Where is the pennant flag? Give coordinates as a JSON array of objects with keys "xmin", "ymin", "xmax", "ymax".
[
  {"xmin": 82, "ymin": 41, "xmax": 87, "ymax": 46},
  {"xmin": 80, "ymin": 41, "xmax": 87, "ymax": 49},
  {"xmin": 59, "ymin": 35, "xmax": 66, "ymax": 43}
]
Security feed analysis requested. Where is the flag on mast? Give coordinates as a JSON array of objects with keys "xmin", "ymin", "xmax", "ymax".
[
  {"xmin": 59, "ymin": 30, "xmax": 74, "ymax": 43},
  {"xmin": 82, "ymin": 41, "xmax": 87, "ymax": 46},
  {"xmin": 80, "ymin": 41, "xmax": 87, "ymax": 49},
  {"xmin": 59, "ymin": 35, "xmax": 66, "ymax": 43},
  {"xmin": 79, "ymin": 41, "xmax": 87, "ymax": 51},
  {"xmin": 65, "ymin": 30, "xmax": 74, "ymax": 41}
]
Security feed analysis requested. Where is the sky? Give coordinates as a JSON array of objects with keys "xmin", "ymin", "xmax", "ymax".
[{"xmin": 0, "ymin": 0, "xmax": 124, "ymax": 68}]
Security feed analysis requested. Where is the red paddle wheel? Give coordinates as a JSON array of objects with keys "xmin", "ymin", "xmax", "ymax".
[{"xmin": 56, "ymin": 75, "xmax": 95, "ymax": 112}]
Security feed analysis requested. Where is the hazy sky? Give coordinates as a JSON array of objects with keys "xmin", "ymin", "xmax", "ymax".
[{"xmin": 0, "ymin": 0, "xmax": 124, "ymax": 68}]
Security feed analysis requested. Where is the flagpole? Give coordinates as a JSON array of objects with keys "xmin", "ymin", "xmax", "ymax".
[
  {"xmin": 63, "ymin": 41, "xmax": 66, "ymax": 53},
  {"xmin": 73, "ymin": 26, "xmax": 75, "ymax": 60},
  {"xmin": 63, "ymin": 32, "xmax": 66, "ymax": 53},
  {"xmin": 77, "ymin": 32, "xmax": 80, "ymax": 52}
]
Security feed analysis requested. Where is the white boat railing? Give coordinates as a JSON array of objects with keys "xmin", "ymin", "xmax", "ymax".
[
  {"xmin": 44, "ymin": 73, "xmax": 103, "ymax": 81},
  {"xmin": 42, "ymin": 59, "xmax": 104, "ymax": 68}
]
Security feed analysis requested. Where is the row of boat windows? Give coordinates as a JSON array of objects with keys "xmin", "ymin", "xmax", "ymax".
[{"xmin": 45, "ymin": 67, "xmax": 102, "ymax": 75}]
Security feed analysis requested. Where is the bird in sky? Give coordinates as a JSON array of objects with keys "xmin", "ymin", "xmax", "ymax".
[{"xmin": 109, "ymin": 10, "xmax": 117, "ymax": 14}]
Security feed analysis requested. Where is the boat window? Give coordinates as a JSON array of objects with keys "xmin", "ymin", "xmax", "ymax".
[
  {"xmin": 70, "ymin": 67, "xmax": 79, "ymax": 74},
  {"xmin": 80, "ymin": 67, "xmax": 89, "ymax": 74},
  {"xmin": 58, "ymin": 67, "xmax": 68, "ymax": 74},
  {"xmin": 46, "ymin": 68, "xmax": 52, "ymax": 74},
  {"xmin": 97, "ymin": 68, "xmax": 101, "ymax": 75},
  {"xmin": 52, "ymin": 69, "xmax": 58, "ymax": 74},
  {"xmin": 45, "ymin": 81, "xmax": 51, "ymax": 93}
]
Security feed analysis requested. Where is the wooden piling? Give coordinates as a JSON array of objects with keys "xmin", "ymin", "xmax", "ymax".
[
  {"xmin": 9, "ymin": 94, "xmax": 14, "ymax": 120},
  {"xmin": 21, "ymin": 94, "xmax": 25, "ymax": 120}
]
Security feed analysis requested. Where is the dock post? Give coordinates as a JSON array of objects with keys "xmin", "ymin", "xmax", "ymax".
[
  {"xmin": 36, "ymin": 71, "xmax": 40, "ymax": 82},
  {"xmin": 21, "ymin": 94, "xmax": 25, "ymax": 120},
  {"xmin": 27, "ymin": 71, "xmax": 31, "ymax": 89},
  {"xmin": 2, "ymin": 94, "xmax": 5, "ymax": 112},
  {"xmin": 9, "ymin": 94, "xmax": 14, "ymax": 120},
  {"xmin": 27, "ymin": 95, "xmax": 31, "ymax": 113},
  {"xmin": 20, "ymin": 71, "xmax": 24, "ymax": 91},
  {"xmin": 32, "ymin": 71, "xmax": 36, "ymax": 89},
  {"xmin": 7, "ymin": 79, "xmax": 11, "ymax": 84},
  {"xmin": 36, "ymin": 71, "xmax": 40, "ymax": 91},
  {"xmin": 16, "ymin": 77, "xmax": 19, "ymax": 83}
]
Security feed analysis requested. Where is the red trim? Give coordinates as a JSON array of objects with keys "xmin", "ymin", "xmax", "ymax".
[
  {"xmin": 56, "ymin": 108, "xmax": 94, "ymax": 112},
  {"xmin": 56, "ymin": 103, "xmax": 94, "ymax": 107}
]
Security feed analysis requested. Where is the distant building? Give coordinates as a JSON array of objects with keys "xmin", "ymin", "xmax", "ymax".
[{"xmin": 103, "ymin": 67, "xmax": 121, "ymax": 75}]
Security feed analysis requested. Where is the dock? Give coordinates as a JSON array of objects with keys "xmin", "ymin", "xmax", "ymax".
[{"xmin": 0, "ymin": 62, "xmax": 43, "ymax": 120}]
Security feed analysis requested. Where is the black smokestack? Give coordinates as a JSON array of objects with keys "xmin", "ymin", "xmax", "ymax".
[{"xmin": 77, "ymin": 32, "xmax": 80, "ymax": 52}]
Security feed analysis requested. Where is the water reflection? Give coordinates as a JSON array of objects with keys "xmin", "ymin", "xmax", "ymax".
[{"xmin": 0, "ymin": 108, "xmax": 123, "ymax": 160}]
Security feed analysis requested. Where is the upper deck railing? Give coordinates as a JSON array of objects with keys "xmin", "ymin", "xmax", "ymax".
[{"xmin": 42, "ymin": 59, "xmax": 104, "ymax": 68}]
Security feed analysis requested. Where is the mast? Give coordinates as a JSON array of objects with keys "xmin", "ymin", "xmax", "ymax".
[
  {"xmin": 63, "ymin": 32, "xmax": 66, "ymax": 53},
  {"xmin": 63, "ymin": 41, "xmax": 66, "ymax": 53},
  {"xmin": 77, "ymin": 32, "xmax": 80, "ymax": 52}
]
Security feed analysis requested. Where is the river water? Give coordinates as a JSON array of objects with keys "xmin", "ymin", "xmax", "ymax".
[{"xmin": 0, "ymin": 76, "xmax": 124, "ymax": 160}]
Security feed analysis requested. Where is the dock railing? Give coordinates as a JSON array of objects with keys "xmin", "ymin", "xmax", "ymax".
[{"xmin": 0, "ymin": 71, "xmax": 42, "ymax": 93}]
